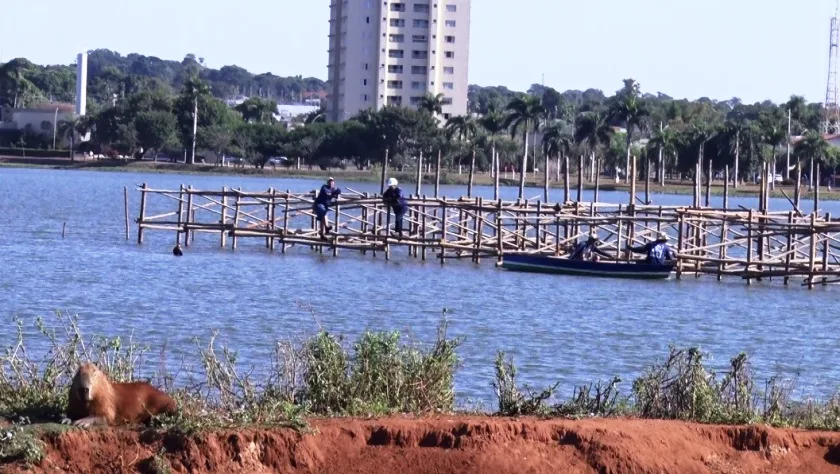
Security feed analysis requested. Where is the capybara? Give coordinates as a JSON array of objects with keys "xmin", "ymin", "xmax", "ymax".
[{"xmin": 66, "ymin": 362, "xmax": 177, "ymax": 427}]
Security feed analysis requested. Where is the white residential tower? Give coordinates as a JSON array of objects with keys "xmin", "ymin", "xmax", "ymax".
[{"xmin": 327, "ymin": 0, "xmax": 471, "ymax": 122}]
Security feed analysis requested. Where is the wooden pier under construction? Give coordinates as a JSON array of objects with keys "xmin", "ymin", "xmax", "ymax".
[{"xmin": 134, "ymin": 172, "xmax": 840, "ymax": 289}]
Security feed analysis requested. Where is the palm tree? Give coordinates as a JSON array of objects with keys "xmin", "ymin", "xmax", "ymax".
[
  {"xmin": 647, "ymin": 126, "xmax": 679, "ymax": 186},
  {"xmin": 541, "ymin": 124, "xmax": 574, "ymax": 201},
  {"xmin": 762, "ymin": 121, "xmax": 787, "ymax": 189},
  {"xmin": 795, "ymin": 131, "xmax": 830, "ymax": 191},
  {"xmin": 786, "ymin": 95, "xmax": 808, "ymax": 132},
  {"xmin": 479, "ymin": 107, "xmax": 506, "ymax": 179},
  {"xmin": 574, "ymin": 112, "xmax": 613, "ymax": 179},
  {"xmin": 304, "ymin": 108, "xmax": 326, "ymax": 124},
  {"xmin": 181, "ymin": 76, "xmax": 211, "ymax": 165},
  {"xmin": 57, "ymin": 115, "xmax": 96, "ymax": 162},
  {"xmin": 504, "ymin": 95, "xmax": 546, "ymax": 198},
  {"xmin": 445, "ymin": 115, "xmax": 480, "ymax": 195},
  {"xmin": 418, "ymin": 93, "xmax": 445, "ymax": 116},
  {"xmin": 607, "ymin": 79, "xmax": 649, "ymax": 183}
]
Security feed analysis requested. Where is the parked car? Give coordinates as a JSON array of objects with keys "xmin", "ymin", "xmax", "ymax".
[
  {"xmin": 267, "ymin": 156, "xmax": 288, "ymax": 166},
  {"xmin": 758, "ymin": 174, "xmax": 784, "ymax": 183}
]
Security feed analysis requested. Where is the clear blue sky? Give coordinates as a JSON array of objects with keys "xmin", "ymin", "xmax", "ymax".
[{"xmin": 2, "ymin": 0, "xmax": 836, "ymax": 103}]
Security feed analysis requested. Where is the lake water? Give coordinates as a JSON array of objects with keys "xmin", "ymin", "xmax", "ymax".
[{"xmin": 2, "ymin": 166, "xmax": 840, "ymax": 407}]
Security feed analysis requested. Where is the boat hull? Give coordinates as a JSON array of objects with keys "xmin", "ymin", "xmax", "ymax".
[{"xmin": 501, "ymin": 254, "xmax": 674, "ymax": 280}]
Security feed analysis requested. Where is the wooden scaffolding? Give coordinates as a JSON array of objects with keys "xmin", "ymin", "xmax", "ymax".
[{"xmin": 133, "ymin": 181, "xmax": 840, "ymax": 288}]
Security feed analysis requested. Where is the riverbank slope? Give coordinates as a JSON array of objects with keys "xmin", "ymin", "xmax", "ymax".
[{"xmin": 6, "ymin": 416, "xmax": 840, "ymax": 473}]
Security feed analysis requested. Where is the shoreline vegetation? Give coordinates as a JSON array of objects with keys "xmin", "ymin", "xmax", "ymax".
[
  {"xmin": 3, "ymin": 155, "xmax": 840, "ymax": 202},
  {"xmin": 1, "ymin": 313, "xmax": 839, "ymax": 467}
]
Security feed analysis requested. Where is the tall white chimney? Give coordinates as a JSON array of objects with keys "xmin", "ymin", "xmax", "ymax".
[{"xmin": 75, "ymin": 52, "xmax": 88, "ymax": 116}]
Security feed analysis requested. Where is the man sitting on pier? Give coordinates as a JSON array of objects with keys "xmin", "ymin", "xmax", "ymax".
[
  {"xmin": 314, "ymin": 177, "xmax": 341, "ymax": 240},
  {"xmin": 382, "ymin": 178, "xmax": 408, "ymax": 239},
  {"xmin": 626, "ymin": 232, "xmax": 677, "ymax": 265},
  {"xmin": 569, "ymin": 235, "xmax": 612, "ymax": 261}
]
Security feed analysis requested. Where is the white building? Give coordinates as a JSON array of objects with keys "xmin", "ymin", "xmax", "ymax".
[
  {"xmin": 326, "ymin": 0, "xmax": 471, "ymax": 122},
  {"xmin": 0, "ymin": 103, "xmax": 76, "ymax": 146}
]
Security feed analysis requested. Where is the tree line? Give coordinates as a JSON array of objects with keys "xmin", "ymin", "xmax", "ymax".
[{"xmin": 2, "ymin": 50, "xmax": 838, "ymax": 198}]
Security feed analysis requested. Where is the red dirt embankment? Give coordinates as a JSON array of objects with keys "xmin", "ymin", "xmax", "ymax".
[{"xmin": 6, "ymin": 417, "xmax": 840, "ymax": 474}]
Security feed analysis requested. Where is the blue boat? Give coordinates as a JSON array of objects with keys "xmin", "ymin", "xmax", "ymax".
[{"xmin": 501, "ymin": 254, "xmax": 674, "ymax": 280}]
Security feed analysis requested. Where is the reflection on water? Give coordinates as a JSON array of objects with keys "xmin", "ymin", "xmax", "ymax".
[{"xmin": 1, "ymin": 167, "xmax": 839, "ymax": 404}]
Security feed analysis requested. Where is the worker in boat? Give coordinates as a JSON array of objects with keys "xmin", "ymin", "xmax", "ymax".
[
  {"xmin": 313, "ymin": 177, "xmax": 341, "ymax": 240},
  {"xmin": 382, "ymin": 177, "xmax": 408, "ymax": 239},
  {"xmin": 626, "ymin": 231, "xmax": 677, "ymax": 265},
  {"xmin": 569, "ymin": 234, "xmax": 612, "ymax": 261}
]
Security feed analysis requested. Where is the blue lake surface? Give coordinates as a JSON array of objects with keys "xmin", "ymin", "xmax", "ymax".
[{"xmin": 2, "ymin": 166, "xmax": 839, "ymax": 406}]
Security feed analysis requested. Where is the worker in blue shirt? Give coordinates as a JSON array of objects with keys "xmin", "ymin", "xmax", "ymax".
[
  {"xmin": 382, "ymin": 178, "xmax": 408, "ymax": 238},
  {"xmin": 627, "ymin": 232, "xmax": 677, "ymax": 265},
  {"xmin": 313, "ymin": 177, "xmax": 341, "ymax": 240},
  {"xmin": 569, "ymin": 235, "xmax": 612, "ymax": 261}
]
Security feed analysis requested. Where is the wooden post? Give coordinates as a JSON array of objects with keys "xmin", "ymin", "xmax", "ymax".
[
  {"xmin": 186, "ymin": 186, "xmax": 196, "ymax": 247},
  {"xmin": 421, "ymin": 194, "xmax": 428, "ymax": 260},
  {"xmin": 122, "ymin": 186, "xmax": 130, "ymax": 240},
  {"xmin": 705, "ymin": 158, "xmax": 712, "ymax": 207},
  {"xmin": 808, "ymin": 212, "xmax": 817, "ymax": 289},
  {"xmin": 232, "ymin": 187, "xmax": 241, "ymax": 250},
  {"xmin": 794, "ymin": 161, "xmax": 802, "ymax": 210},
  {"xmin": 822, "ymin": 212, "xmax": 831, "ymax": 284},
  {"xmin": 746, "ymin": 209, "xmax": 753, "ymax": 285},
  {"xmin": 268, "ymin": 188, "xmax": 276, "ymax": 251},
  {"xmin": 815, "ymin": 164, "xmax": 821, "ymax": 215},
  {"xmin": 137, "ymin": 183, "xmax": 147, "ymax": 244},
  {"xmin": 616, "ymin": 204, "xmax": 624, "ymax": 260},
  {"xmin": 496, "ymin": 199, "xmax": 503, "ymax": 262},
  {"xmin": 468, "ymin": 149, "xmax": 476, "ymax": 198},
  {"xmin": 435, "ymin": 150, "xmax": 442, "ymax": 198},
  {"xmin": 536, "ymin": 201, "xmax": 543, "ymax": 248},
  {"xmin": 784, "ymin": 211, "xmax": 793, "ymax": 285},
  {"xmin": 644, "ymin": 158, "xmax": 651, "ymax": 205},
  {"xmin": 594, "ymin": 158, "xmax": 601, "ymax": 208},
  {"xmin": 62, "ymin": 222, "xmax": 66, "ymax": 239},
  {"xmin": 676, "ymin": 211, "xmax": 684, "ymax": 280},
  {"xmin": 380, "ymin": 148, "xmax": 389, "ymax": 194},
  {"xmin": 220, "ymin": 186, "xmax": 228, "ymax": 248},
  {"xmin": 372, "ymin": 195, "xmax": 379, "ymax": 258},
  {"xmin": 577, "ymin": 154, "xmax": 583, "ymax": 202},
  {"xmin": 692, "ymin": 162, "xmax": 699, "ymax": 208},
  {"xmin": 175, "ymin": 184, "xmax": 185, "ymax": 246},
  {"xmin": 474, "ymin": 197, "xmax": 483, "ymax": 263},
  {"xmin": 333, "ymin": 201, "xmax": 340, "ymax": 257},
  {"xmin": 543, "ymin": 152, "xmax": 550, "ymax": 202},
  {"xmin": 440, "ymin": 201, "xmax": 448, "ymax": 264},
  {"xmin": 281, "ymin": 190, "xmax": 289, "ymax": 253},
  {"xmin": 629, "ymin": 154, "xmax": 637, "ymax": 207},
  {"xmin": 563, "ymin": 154, "xmax": 570, "ymax": 203},
  {"xmin": 416, "ymin": 151, "xmax": 423, "ymax": 196},
  {"xmin": 385, "ymin": 206, "xmax": 391, "ymax": 260},
  {"xmin": 494, "ymin": 150, "xmax": 500, "ymax": 201},
  {"xmin": 723, "ymin": 166, "xmax": 730, "ymax": 209}
]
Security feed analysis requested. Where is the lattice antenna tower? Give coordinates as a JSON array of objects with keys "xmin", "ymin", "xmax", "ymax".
[{"xmin": 823, "ymin": 0, "xmax": 840, "ymax": 134}]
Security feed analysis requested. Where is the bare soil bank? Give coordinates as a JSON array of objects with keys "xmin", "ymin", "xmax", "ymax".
[{"xmin": 5, "ymin": 416, "xmax": 840, "ymax": 474}]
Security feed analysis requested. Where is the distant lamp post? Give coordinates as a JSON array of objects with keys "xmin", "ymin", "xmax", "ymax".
[{"xmin": 52, "ymin": 108, "xmax": 59, "ymax": 150}]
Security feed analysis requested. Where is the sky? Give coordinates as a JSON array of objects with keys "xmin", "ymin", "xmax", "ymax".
[{"xmin": 1, "ymin": 0, "xmax": 837, "ymax": 104}]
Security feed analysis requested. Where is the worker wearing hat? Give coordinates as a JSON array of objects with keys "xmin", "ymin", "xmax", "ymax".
[
  {"xmin": 382, "ymin": 177, "xmax": 408, "ymax": 238},
  {"xmin": 313, "ymin": 177, "xmax": 341, "ymax": 240},
  {"xmin": 626, "ymin": 231, "xmax": 677, "ymax": 265}
]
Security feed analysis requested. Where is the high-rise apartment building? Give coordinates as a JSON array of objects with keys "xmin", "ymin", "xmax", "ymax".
[{"xmin": 327, "ymin": 0, "xmax": 471, "ymax": 122}]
